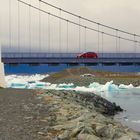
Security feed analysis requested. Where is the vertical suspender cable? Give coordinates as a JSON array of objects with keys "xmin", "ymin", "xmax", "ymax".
[
  {"xmin": 116, "ymin": 29, "xmax": 118, "ymax": 55},
  {"xmin": 9, "ymin": 0, "xmax": 11, "ymax": 51},
  {"xmin": 84, "ymin": 26, "xmax": 87, "ymax": 53},
  {"xmin": 18, "ymin": 0, "xmax": 20, "ymax": 55},
  {"xmin": 118, "ymin": 37, "xmax": 120, "ymax": 56},
  {"xmin": 40, "ymin": 0, "xmax": 140, "ymax": 39},
  {"xmin": 101, "ymin": 32, "xmax": 104, "ymax": 58},
  {"xmin": 79, "ymin": 16, "xmax": 81, "ymax": 53},
  {"xmin": 48, "ymin": 13, "xmax": 50, "ymax": 53},
  {"xmin": 66, "ymin": 20, "xmax": 69, "ymax": 54},
  {"xmin": 135, "ymin": 41, "xmax": 137, "ymax": 58},
  {"xmin": 134, "ymin": 34, "xmax": 136, "ymax": 58},
  {"xmin": 97, "ymin": 23, "xmax": 100, "ymax": 54},
  {"xmin": 29, "ymin": 0, "xmax": 31, "ymax": 56},
  {"xmin": 59, "ymin": 9, "xmax": 61, "ymax": 55},
  {"xmin": 39, "ymin": 0, "xmax": 41, "ymax": 56}
]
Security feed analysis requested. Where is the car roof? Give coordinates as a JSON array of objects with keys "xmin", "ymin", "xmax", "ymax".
[{"xmin": 84, "ymin": 52, "xmax": 96, "ymax": 54}]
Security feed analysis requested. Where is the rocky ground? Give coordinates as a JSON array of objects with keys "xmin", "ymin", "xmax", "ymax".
[
  {"xmin": 1, "ymin": 67, "xmax": 140, "ymax": 139},
  {"xmin": 0, "ymin": 88, "xmax": 140, "ymax": 140}
]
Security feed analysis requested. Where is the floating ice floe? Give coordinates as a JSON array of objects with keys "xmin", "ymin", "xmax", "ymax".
[
  {"xmin": 88, "ymin": 81, "xmax": 119, "ymax": 92},
  {"xmin": 6, "ymin": 74, "xmax": 49, "ymax": 89},
  {"xmin": 58, "ymin": 83, "xmax": 75, "ymax": 88},
  {"xmin": 5, "ymin": 75, "xmax": 140, "ymax": 94},
  {"xmin": 132, "ymin": 120, "xmax": 140, "ymax": 123},
  {"xmin": 119, "ymin": 84, "xmax": 134, "ymax": 89}
]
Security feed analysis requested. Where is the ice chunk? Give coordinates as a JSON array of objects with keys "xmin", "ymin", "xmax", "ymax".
[
  {"xmin": 58, "ymin": 83, "xmax": 74, "ymax": 88},
  {"xmin": 74, "ymin": 86, "xmax": 94, "ymax": 92},
  {"xmin": 5, "ymin": 74, "xmax": 140, "ymax": 97},
  {"xmin": 98, "ymin": 81, "xmax": 118, "ymax": 92},
  {"xmin": 119, "ymin": 84, "xmax": 134, "ymax": 89},
  {"xmin": 89, "ymin": 82, "xmax": 100, "ymax": 88},
  {"xmin": 132, "ymin": 120, "xmax": 140, "ymax": 123},
  {"xmin": 11, "ymin": 83, "xmax": 28, "ymax": 89},
  {"xmin": 5, "ymin": 74, "xmax": 49, "ymax": 89}
]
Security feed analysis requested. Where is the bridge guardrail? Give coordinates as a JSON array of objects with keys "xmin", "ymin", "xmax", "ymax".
[{"xmin": 2, "ymin": 53, "xmax": 140, "ymax": 58}]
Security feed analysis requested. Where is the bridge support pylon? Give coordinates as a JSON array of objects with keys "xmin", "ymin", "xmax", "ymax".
[{"xmin": 0, "ymin": 43, "xmax": 6, "ymax": 88}]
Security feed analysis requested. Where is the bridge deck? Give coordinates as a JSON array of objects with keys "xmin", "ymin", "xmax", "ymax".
[{"xmin": 2, "ymin": 57, "xmax": 140, "ymax": 64}]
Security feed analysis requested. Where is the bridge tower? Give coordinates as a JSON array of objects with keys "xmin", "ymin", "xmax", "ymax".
[{"xmin": 0, "ymin": 43, "xmax": 6, "ymax": 88}]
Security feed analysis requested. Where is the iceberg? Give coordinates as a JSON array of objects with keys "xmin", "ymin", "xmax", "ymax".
[
  {"xmin": 94, "ymin": 81, "xmax": 119, "ymax": 92},
  {"xmin": 5, "ymin": 74, "xmax": 140, "ymax": 98},
  {"xmin": 119, "ymin": 84, "xmax": 134, "ymax": 89},
  {"xmin": 132, "ymin": 120, "xmax": 140, "ymax": 123},
  {"xmin": 89, "ymin": 82, "xmax": 100, "ymax": 88},
  {"xmin": 58, "ymin": 83, "xmax": 75, "ymax": 88},
  {"xmin": 10, "ymin": 83, "xmax": 28, "ymax": 89}
]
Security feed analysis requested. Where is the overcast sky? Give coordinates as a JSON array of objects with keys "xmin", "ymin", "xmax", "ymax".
[{"xmin": 1, "ymin": 0, "xmax": 140, "ymax": 53}]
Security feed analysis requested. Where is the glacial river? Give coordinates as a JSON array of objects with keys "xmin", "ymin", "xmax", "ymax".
[{"xmin": 4, "ymin": 64, "xmax": 140, "ymax": 132}]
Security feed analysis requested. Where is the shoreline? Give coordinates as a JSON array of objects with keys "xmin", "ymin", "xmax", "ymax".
[
  {"xmin": 1, "ymin": 67, "xmax": 140, "ymax": 139},
  {"xmin": 0, "ymin": 88, "xmax": 140, "ymax": 139},
  {"xmin": 42, "ymin": 67, "xmax": 140, "ymax": 87}
]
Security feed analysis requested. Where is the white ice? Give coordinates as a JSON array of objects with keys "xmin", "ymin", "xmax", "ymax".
[
  {"xmin": 6, "ymin": 74, "xmax": 49, "ymax": 89},
  {"xmin": 5, "ymin": 75, "xmax": 140, "ymax": 98},
  {"xmin": 132, "ymin": 120, "xmax": 140, "ymax": 123}
]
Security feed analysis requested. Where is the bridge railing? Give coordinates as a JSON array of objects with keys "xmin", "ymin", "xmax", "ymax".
[
  {"xmin": 2, "ymin": 52, "xmax": 140, "ymax": 58},
  {"xmin": 2, "ymin": 53, "xmax": 79, "ymax": 58}
]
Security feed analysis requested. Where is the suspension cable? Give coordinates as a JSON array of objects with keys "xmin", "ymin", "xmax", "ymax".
[
  {"xmin": 116, "ymin": 29, "xmax": 118, "ymax": 53},
  {"xmin": 118, "ymin": 37, "xmax": 120, "ymax": 54},
  {"xmin": 66, "ymin": 20, "xmax": 69, "ymax": 53},
  {"xmin": 39, "ymin": 0, "xmax": 140, "ymax": 38},
  {"xmin": 134, "ymin": 35, "xmax": 137, "ymax": 57},
  {"xmin": 18, "ymin": 0, "xmax": 140, "ymax": 44},
  {"xmin": 39, "ymin": 0, "xmax": 41, "ymax": 54},
  {"xmin": 29, "ymin": 0, "xmax": 31, "ymax": 55},
  {"xmin": 48, "ymin": 13, "xmax": 50, "ymax": 53},
  {"xmin": 84, "ymin": 26, "xmax": 87, "ymax": 53},
  {"xmin": 101, "ymin": 32, "xmax": 104, "ymax": 57},
  {"xmin": 18, "ymin": 0, "xmax": 20, "ymax": 53},
  {"xmin": 59, "ymin": 9, "xmax": 61, "ymax": 54},
  {"xmin": 97, "ymin": 24, "xmax": 100, "ymax": 54},
  {"xmin": 79, "ymin": 16, "xmax": 81, "ymax": 53},
  {"xmin": 9, "ymin": 0, "xmax": 11, "ymax": 50}
]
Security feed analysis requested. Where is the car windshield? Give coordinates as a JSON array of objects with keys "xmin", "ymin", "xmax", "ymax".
[{"xmin": 86, "ymin": 52, "xmax": 95, "ymax": 54}]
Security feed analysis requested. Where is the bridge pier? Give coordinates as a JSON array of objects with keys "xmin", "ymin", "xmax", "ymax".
[{"xmin": 0, "ymin": 44, "xmax": 6, "ymax": 88}]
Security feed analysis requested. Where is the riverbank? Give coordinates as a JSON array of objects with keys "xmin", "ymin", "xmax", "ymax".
[
  {"xmin": 0, "ymin": 88, "xmax": 140, "ymax": 140},
  {"xmin": 1, "ymin": 67, "xmax": 140, "ymax": 139},
  {"xmin": 42, "ymin": 67, "xmax": 140, "ymax": 86}
]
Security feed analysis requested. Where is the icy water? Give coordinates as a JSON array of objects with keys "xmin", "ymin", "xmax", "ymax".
[
  {"xmin": 112, "ymin": 89, "xmax": 140, "ymax": 132},
  {"xmin": 4, "ymin": 64, "xmax": 140, "ymax": 132}
]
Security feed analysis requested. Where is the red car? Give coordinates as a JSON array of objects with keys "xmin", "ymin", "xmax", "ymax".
[{"xmin": 77, "ymin": 52, "xmax": 98, "ymax": 58}]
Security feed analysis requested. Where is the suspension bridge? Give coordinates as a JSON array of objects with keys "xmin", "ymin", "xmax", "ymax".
[{"xmin": 1, "ymin": 0, "xmax": 140, "ymax": 65}]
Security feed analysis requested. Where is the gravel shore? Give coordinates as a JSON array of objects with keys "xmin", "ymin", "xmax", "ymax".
[
  {"xmin": 0, "ymin": 88, "xmax": 140, "ymax": 140},
  {"xmin": 0, "ymin": 89, "xmax": 50, "ymax": 140},
  {"xmin": 1, "ymin": 67, "xmax": 140, "ymax": 139}
]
